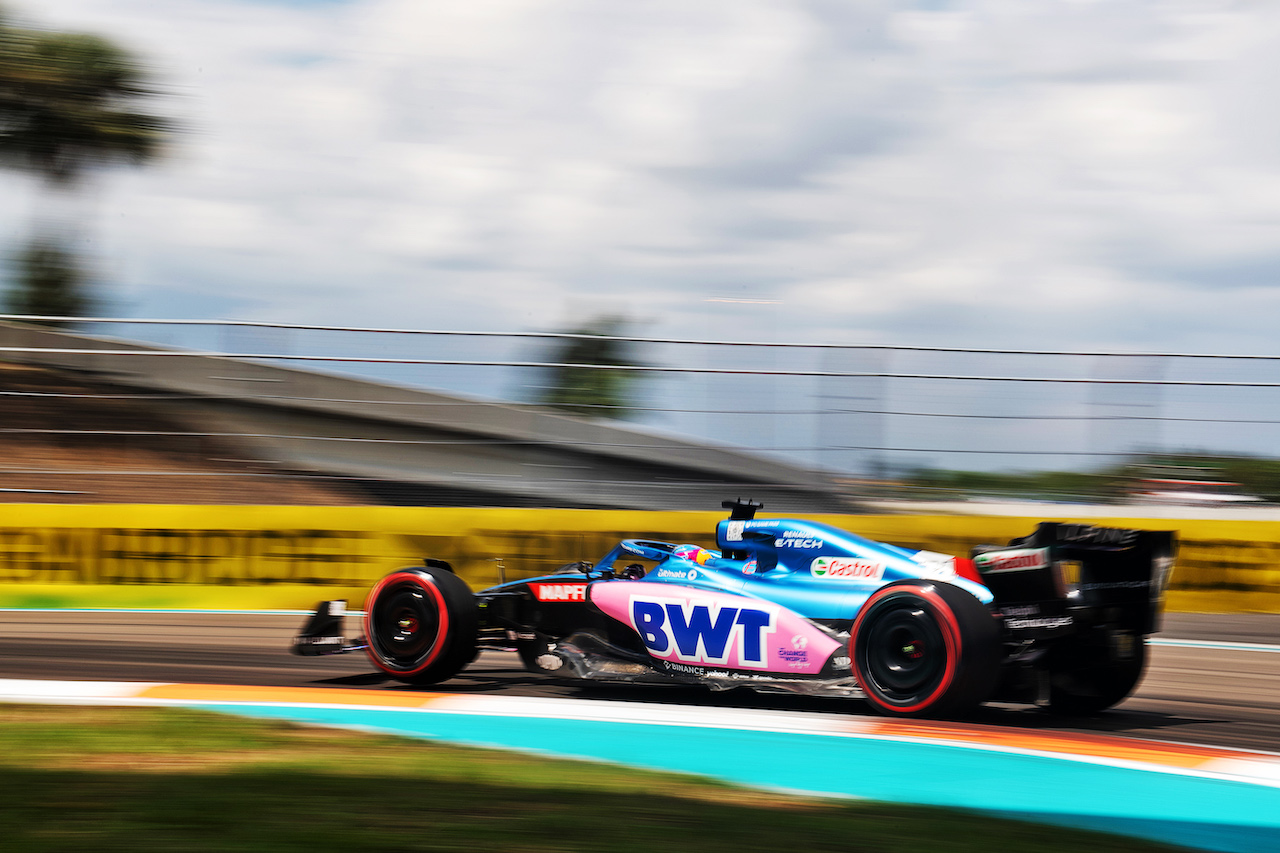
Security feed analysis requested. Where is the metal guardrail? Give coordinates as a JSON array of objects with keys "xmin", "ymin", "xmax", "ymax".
[{"xmin": 3, "ymin": 316, "xmax": 1280, "ymax": 501}]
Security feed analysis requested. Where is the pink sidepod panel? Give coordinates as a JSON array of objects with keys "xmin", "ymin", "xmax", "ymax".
[{"xmin": 590, "ymin": 581, "xmax": 842, "ymax": 674}]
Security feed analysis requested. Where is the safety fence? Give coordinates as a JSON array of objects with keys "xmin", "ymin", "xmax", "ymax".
[
  {"xmin": 0, "ymin": 506, "xmax": 1276, "ymax": 613},
  {"xmin": 7, "ymin": 316, "xmax": 1280, "ymax": 488}
]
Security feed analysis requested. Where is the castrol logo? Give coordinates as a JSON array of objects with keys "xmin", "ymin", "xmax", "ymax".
[
  {"xmin": 810, "ymin": 557, "xmax": 884, "ymax": 580},
  {"xmin": 974, "ymin": 548, "xmax": 1049, "ymax": 574}
]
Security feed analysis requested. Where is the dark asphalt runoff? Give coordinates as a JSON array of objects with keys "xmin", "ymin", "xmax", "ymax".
[{"xmin": 1, "ymin": 609, "xmax": 1277, "ymax": 753}]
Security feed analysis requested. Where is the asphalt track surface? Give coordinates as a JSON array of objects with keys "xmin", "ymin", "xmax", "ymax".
[{"xmin": 2, "ymin": 610, "xmax": 1278, "ymax": 754}]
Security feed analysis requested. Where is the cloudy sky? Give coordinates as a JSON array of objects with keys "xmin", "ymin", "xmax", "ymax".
[{"xmin": 5, "ymin": 0, "xmax": 1280, "ymax": 356}]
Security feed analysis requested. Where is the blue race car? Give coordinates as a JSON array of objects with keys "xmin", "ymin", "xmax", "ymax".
[{"xmin": 295, "ymin": 500, "xmax": 1175, "ymax": 718}]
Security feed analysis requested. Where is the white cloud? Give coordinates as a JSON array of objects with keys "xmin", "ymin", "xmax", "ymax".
[{"xmin": 4, "ymin": 0, "xmax": 1280, "ymax": 356}]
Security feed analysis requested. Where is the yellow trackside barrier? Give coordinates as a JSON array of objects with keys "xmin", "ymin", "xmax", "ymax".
[
  {"xmin": 0, "ymin": 505, "xmax": 1277, "ymax": 612},
  {"xmin": 0, "ymin": 505, "xmax": 723, "ymax": 611}
]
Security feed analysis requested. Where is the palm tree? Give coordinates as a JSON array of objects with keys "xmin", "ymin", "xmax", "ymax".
[
  {"xmin": 6, "ymin": 239, "xmax": 90, "ymax": 323},
  {"xmin": 536, "ymin": 316, "xmax": 649, "ymax": 419},
  {"xmin": 0, "ymin": 6, "xmax": 171, "ymax": 323}
]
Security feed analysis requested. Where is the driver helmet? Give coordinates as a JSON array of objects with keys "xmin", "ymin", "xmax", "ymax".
[{"xmin": 673, "ymin": 544, "xmax": 715, "ymax": 566}]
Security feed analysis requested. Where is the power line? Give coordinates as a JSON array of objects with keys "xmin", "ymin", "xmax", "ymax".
[
  {"xmin": 9, "ymin": 344, "xmax": 1280, "ymax": 386},
  {"xmin": 3, "ymin": 313, "xmax": 1279, "ymax": 361}
]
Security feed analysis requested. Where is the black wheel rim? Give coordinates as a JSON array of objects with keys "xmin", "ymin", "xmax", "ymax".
[
  {"xmin": 372, "ymin": 582, "xmax": 441, "ymax": 668},
  {"xmin": 861, "ymin": 599, "xmax": 947, "ymax": 703}
]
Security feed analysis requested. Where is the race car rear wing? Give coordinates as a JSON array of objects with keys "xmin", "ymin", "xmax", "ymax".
[
  {"xmin": 290, "ymin": 600, "xmax": 366, "ymax": 656},
  {"xmin": 972, "ymin": 523, "xmax": 1176, "ymax": 636}
]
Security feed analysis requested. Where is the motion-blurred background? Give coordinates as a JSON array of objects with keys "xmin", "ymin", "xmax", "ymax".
[{"xmin": 5, "ymin": 1, "xmax": 1280, "ymax": 510}]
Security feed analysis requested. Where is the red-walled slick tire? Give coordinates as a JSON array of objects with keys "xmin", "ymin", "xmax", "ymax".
[
  {"xmin": 363, "ymin": 567, "xmax": 478, "ymax": 684},
  {"xmin": 851, "ymin": 581, "xmax": 1001, "ymax": 718}
]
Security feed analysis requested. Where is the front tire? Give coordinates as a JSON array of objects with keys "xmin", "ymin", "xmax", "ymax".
[
  {"xmin": 363, "ymin": 567, "xmax": 478, "ymax": 684},
  {"xmin": 851, "ymin": 581, "xmax": 1001, "ymax": 718}
]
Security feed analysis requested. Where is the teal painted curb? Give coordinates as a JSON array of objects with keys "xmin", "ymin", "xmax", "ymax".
[{"xmin": 197, "ymin": 701, "xmax": 1280, "ymax": 853}]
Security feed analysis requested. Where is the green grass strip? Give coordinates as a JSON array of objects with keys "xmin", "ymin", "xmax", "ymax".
[{"xmin": 0, "ymin": 704, "xmax": 1191, "ymax": 853}]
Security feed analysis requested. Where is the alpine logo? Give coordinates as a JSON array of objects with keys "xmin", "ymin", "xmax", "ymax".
[
  {"xmin": 1055, "ymin": 525, "xmax": 1138, "ymax": 547},
  {"xmin": 974, "ymin": 548, "xmax": 1050, "ymax": 574},
  {"xmin": 810, "ymin": 557, "xmax": 883, "ymax": 580},
  {"xmin": 630, "ymin": 596, "xmax": 778, "ymax": 668},
  {"xmin": 530, "ymin": 583, "xmax": 588, "ymax": 602}
]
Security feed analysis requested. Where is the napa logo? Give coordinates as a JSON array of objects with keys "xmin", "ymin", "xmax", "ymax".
[{"xmin": 629, "ymin": 596, "xmax": 778, "ymax": 669}]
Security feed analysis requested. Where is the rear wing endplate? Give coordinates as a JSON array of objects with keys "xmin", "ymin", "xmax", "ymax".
[{"xmin": 974, "ymin": 523, "xmax": 1176, "ymax": 635}]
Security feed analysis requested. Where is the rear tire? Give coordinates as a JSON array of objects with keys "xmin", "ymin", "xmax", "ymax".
[
  {"xmin": 1047, "ymin": 634, "xmax": 1147, "ymax": 716},
  {"xmin": 851, "ymin": 581, "xmax": 1001, "ymax": 718},
  {"xmin": 363, "ymin": 567, "xmax": 478, "ymax": 684}
]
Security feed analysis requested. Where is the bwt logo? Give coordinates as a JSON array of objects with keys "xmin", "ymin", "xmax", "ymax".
[{"xmin": 630, "ymin": 596, "xmax": 777, "ymax": 668}]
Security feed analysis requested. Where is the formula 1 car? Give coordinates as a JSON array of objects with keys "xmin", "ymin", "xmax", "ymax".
[{"xmin": 293, "ymin": 500, "xmax": 1176, "ymax": 718}]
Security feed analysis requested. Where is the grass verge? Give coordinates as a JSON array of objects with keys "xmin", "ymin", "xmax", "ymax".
[{"xmin": 0, "ymin": 704, "xmax": 1191, "ymax": 853}]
